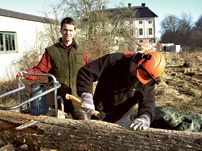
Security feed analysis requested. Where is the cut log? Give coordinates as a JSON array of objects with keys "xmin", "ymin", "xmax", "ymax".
[
  {"xmin": 0, "ymin": 110, "xmax": 201, "ymax": 151},
  {"xmin": 0, "ymin": 144, "xmax": 14, "ymax": 151}
]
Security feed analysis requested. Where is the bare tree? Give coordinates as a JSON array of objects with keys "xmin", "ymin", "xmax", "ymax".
[
  {"xmin": 176, "ymin": 13, "xmax": 193, "ymax": 46},
  {"xmin": 160, "ymin": 15, "xmax": 180, "ymax": 43},
  {"xmin": 191, "ymin": 14, "xmax": 202, "ymax": 48},
  {"xmin": 56, "ymin": 0, "xmax": 138, "ymax": 60},
  {"xmin": 160, "ymin": 14, "xmax": 193, "ymax": 47},
  {"xmin": 193, "ymin": 14, "xmax": 202, "ymax": 31},
  {"xmin": 38, "ymin": 1, "xmax": 68, "ymax": 45},
  {"xmin": 38, "ymin": 0, "xmax": 138, "ymax": 60}
]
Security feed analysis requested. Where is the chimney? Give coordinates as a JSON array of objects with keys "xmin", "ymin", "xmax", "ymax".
[
  {"xmin": 142, "ymin": 3, "xmax": 145, "ymax": 7},
  {"xmin": 128, "ymin": 3, "xmax": 131, "ymax": 8}
]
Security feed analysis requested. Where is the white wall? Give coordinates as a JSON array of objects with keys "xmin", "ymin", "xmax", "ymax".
[
  {"xmin": 0, "ymin": 16, "xmax": 46, "ymax": 81},
  {"xmin": 134, "ymin": 17, "xmax": 159, "ymax": 40}
]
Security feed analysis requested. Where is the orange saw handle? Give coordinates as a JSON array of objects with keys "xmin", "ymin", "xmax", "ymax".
[{"xmin": 65, "ymin": 94, "xmax": 100, "ymax": 117}]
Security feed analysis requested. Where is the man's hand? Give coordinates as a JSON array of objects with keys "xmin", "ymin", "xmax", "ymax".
[
  {"xmin": 129, "ymin": 114, "xmax": 150, "ymax": 131},
  {"xmin": 16, "ymin": 71, "xmax": 26, "ymax": 80},
  {"xmin": 81, "ymin": 92, "xmax": 95, "ymax": 115}
]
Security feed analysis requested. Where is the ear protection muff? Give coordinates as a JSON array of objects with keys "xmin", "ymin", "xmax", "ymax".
[
  {"xmin": 132, "ymin": 52, "xmax": 152, "ymax": 64},
  {"xmin": 131, "ymin": 52, "xmax": 159, "ymax": 84}
]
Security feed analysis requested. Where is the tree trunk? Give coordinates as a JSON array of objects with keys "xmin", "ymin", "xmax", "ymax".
[{"xmin": 0, "ymin": 110, "xmax": 201, "ymax": 151}]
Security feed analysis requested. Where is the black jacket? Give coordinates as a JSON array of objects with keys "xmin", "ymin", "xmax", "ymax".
[{"xmin": 77, "ymin": 53, "xmax": 155, "ymax": 123}]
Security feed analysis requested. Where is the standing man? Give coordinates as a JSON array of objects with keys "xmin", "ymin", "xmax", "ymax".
[
  {"xmin": 16, "ymin": 17, "xmax": 88, "ymax": 120},
  {"xmin": 77, "ymin": 50, "xmax": 166, "ymax": 130}
]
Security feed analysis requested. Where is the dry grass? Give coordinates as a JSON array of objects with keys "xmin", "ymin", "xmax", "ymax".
[{"xmin": 155, "ymin": 50, "xmax": 202, "ymax": 115}]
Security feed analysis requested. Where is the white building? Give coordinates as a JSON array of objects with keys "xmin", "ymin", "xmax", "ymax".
[
  {"xmin": 105, "ymin": 3, "xmax": 159, "ymax": 44},
  {"xmin": 0, "ymin": 8, "xmax": 50, "ymax": 81}
]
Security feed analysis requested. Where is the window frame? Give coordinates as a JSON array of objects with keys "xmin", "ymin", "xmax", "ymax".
[
  {"xmin": 0, "ymin": 32, "xmax": 17, "ymax": 54},
  {"xmin": 149, "ymin": 39, "xmax": 153, "ymax": 43},
  {"xmin": 139, "ymin": 28, "xmax": 143, "ymax": 36},
  {"xmin": 148, "ymin": 20, "xmax": 152, "ymax": 24},
  {"xmin": 139, "ymin": 21, "xmax": 143, "ymax": 24},
  {"xmin": 148, "ymin": 28, "xmax": 153, "ymax": 35}
]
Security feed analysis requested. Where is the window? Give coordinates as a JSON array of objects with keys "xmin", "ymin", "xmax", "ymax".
[
  {"xmin": 0, "ymin": 32, "xmax": 17, "ymax": 53},
  {"xmin": 149, "ymin": 28, "xmax": 152, "ymax": 35},
  {"xmin": 148, "ymin": 20, "xmax": 152, "ymax": 24},
  {"xmin": 0, "ymin": 34, "xmax": 3, "ymax": 51},
  {"xmin": 139, "ymin": 21, "xmax": 143, "ymax": 24},
  {"xmin": 139, "ymin": 40, "xmax": 143, "ymax": 43},
  {"xmin": 149, "ymin": 39, "xmax": 153, "ymax": 43},
  {"xmin": 139, "ymin": 28, "xmax": 143, "ymax": 35}
]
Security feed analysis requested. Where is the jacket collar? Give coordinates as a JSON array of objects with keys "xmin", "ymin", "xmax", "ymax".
[{"xmin": 59, "ymin": 38, "xmax": 78, "ymax": 49}]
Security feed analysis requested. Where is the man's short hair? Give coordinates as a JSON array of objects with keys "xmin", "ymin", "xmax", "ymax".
[{"xmin": 61, "ymin": 17, "xmax": 76, "ymax": 30}]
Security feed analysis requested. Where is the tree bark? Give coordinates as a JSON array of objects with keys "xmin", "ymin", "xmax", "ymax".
[{"xmin": 0, "ymin": 110, "xmax": 201, "ymax": 151}]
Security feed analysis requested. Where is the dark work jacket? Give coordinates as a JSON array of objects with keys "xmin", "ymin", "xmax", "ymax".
[
  {"xmin": 47, "ymin": 39, "xmax": 85, "ymax": 97},
  {"xmin": 77, "ymin": 53, "xmax": 156, "ymax": 123}
]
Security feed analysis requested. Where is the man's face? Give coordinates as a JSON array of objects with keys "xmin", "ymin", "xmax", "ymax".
[{"xmin": 60, "ymin": 23, "xmax": 75, "ymax": 44}]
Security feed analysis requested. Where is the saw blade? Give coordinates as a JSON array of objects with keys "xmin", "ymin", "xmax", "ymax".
[{"xmin": 16, "ymin": 120, "xmax": 38, "ymax": 130}]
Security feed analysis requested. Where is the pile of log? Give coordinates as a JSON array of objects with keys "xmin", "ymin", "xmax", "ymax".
[{"xmin": 0, "ymin": 110, "xmax": 201, "ymax": 151}]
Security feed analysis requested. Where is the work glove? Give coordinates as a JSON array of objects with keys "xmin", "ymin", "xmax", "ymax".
[
  {"xmin": 129, "ymin": 114, "xmax": 150, "ymax": 131},
  {"xmin": 81, "ymin": 92, "xmax": 95, "ymax": 115}
]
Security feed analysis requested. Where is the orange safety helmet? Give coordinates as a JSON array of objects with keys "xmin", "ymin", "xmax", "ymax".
[{"xmin": 133, "ymin": 50, "xmax": 166, "ymax": 84}]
